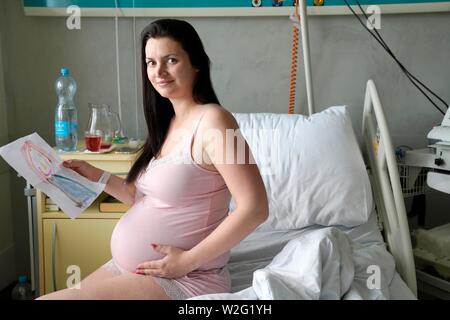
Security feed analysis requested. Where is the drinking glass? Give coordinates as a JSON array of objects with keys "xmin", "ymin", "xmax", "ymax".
[
  {"xmin": 109, "ymin": 111, "xmax": 126, "ymax": 144},
  {"xmin": 85, "ymin": 103, "xmax": 113, "ymax": 151}
]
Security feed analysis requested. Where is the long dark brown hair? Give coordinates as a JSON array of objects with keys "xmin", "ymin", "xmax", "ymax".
[{"xmin": 126, "ymin": 19, "xmax": 220, "ymax": 183}]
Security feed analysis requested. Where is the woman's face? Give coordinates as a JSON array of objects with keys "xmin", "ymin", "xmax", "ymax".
[{"xmin": 145, "ymin": 37, "xmax": 198, "ymax": 100}]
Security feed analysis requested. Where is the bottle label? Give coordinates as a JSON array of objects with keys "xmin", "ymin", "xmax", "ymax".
[
  {"xmin": 55, "ymin": 121, "xmax": 69, "ymax": 137},
  {"xmin": 55, "ymin": 121, "xmax": 78, "ymax": 137}
]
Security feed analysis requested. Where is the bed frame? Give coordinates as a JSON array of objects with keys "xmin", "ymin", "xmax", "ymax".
[
  {"xmin": 294, "ymin": 0, "xmax": 417, "ymax": 296},
  {"xmin": 361, "ymin": 79, "xmax": 417, "ymax": 297}
]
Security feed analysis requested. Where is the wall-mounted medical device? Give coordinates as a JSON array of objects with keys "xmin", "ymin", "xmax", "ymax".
[{"xmin": 404, "ymin": 108, "xmax": 450, "ymax": 194}]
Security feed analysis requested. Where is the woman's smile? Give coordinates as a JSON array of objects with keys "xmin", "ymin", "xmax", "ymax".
[{"xmin": 156, "ymin": 80, "xmax": 174, "ymax": 87}]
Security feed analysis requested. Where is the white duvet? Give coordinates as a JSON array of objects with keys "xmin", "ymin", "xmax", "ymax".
[{"xmin": 190, "ymin": 227, "xmax": 397, "ymax": 300}]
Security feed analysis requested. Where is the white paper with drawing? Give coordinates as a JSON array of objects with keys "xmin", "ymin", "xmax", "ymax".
[{"xmin": 0, "ymin": 132, "xmax": 105, "ymax": 219}]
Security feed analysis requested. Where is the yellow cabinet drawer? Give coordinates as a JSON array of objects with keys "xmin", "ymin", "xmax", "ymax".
[{"xmin": 42, "ymin": 218, "xmax": 118, "ymax": 294}]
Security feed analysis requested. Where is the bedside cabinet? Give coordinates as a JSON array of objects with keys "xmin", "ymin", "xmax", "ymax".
[{"xmin": 36, "ymin": 152, "xmax": 138, "ymax": 294}]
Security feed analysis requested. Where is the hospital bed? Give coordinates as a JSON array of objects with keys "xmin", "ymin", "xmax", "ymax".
[{"xmin": 190, "ymin": 79, "xmax": 417, "ymax": 300}]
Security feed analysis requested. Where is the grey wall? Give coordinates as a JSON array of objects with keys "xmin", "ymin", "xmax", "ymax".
[
  {"xmin": 1, "ymin": 0, "xmax": 449, "ymax": 282},
  {"xmin": 0, "ymin": 0, "xmax": 16, "ymax": 290}
]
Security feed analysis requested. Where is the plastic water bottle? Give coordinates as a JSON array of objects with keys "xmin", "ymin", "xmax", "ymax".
[
  {"xmin": 55, "ymin": 67, "xmax": 78, "ymax": 152},
  {"xmin": 11, "ymin": 275, "xmax": 33, "ymax": 300}
]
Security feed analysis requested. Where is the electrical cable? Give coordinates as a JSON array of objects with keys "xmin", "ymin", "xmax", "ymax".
[
  {"xmin": 345, "ymin": 0, "xmax": 447, "ymax": 115},
  {"xmin": 354, "ymin": 1, "xmax": 447, "ymax": 107},
  {"xmin": 288, "ymin": 0, "xmax": 301, "ymax": 114},
  {"xmin": 345, "ymin": 0, "xmax": 446, "ymax": 115},
  {"xmin": 353, "ymin": 0, "xmax": 449, "ymax": 112},
  {"xmin": 344, "ymin": 0, "xmax": 448, "ymax": 115}
]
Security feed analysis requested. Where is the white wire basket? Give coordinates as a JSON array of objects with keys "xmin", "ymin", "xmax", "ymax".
[{"xmin": 397, "ymin": 162, "xmax": 432, "ymax": 198}]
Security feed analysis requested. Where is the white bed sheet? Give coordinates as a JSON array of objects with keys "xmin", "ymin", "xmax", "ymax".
[{"xmin": 191, "ymin": 211, "xmax": 416, "ymax": 300}]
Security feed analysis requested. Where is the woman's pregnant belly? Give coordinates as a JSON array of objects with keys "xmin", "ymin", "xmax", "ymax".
[{"xmin": 110, "ymin": 197, "xmax": 226, "ymax": 273}]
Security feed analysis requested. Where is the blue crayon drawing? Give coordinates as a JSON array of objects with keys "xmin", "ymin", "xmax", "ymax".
[{"xmin": 21, "ymin": 140, "xmax": 96, "ymax": 208}]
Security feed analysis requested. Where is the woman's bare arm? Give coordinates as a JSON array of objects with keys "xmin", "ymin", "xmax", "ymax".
[
  {"xmin": 103, "ymin": 175, "xmax": 136, "ymax": 206},
  {"xmin": 63, "ymin": 160, "xmax": 136, "ymax": 205},
  {"xmin": 186, "ymin": 107, "xmax": 269, "ymax": 269}
]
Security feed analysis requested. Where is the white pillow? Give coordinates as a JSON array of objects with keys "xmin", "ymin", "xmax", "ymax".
[{"xmin": 231, "ymin": 106, "xmax": 373, "ymax": 231}]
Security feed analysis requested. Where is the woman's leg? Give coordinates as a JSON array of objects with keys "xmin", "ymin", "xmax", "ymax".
[
  {"xmin": 79, "ymin": 261, "xmax": 122, "ymax": 286},
  {"xmin": 36, "ymin": 263, "xmax": 119, "ymax": 300},
  {"xmin": 37, "ymin": 271, "xmax": 170, "ymax": 300}
]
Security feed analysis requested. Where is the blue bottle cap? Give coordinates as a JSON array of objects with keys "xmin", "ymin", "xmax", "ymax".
[
  {"xmin": 18, "ymin": 275, "xmax": 28, "ymax": 284},
  {"xmin": 60, "ymin": 67, "xmax": 70, "ymax": 77}
]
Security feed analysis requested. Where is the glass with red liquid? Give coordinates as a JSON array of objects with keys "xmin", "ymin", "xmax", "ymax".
[
  {"xmin": 84, "ymin": 134, "xmax": 102, "ymax": 152},
  {"xmin": 85, "ymin": 103, "xmax": 113, "ymax": 151}
]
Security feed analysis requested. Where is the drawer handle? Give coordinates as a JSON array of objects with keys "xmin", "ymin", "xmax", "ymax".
[{"xmin": 51, "ymin": 223, "xmax": 57, "ymax": 292}]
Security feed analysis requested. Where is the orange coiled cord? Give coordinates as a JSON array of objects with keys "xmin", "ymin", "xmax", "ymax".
[{"xmin": 288, "ymin": 0, "xmax": 300, "ymax": 114}]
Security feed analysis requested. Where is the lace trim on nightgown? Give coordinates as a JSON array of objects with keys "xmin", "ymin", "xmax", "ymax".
[{"xmin": 100, "ymin": 259, "xmax": 189, "ymax": 300}]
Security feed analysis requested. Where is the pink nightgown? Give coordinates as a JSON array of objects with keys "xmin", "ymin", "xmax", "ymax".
[{"xmin": 103, "ymin": 110, "xmax": 232, "ymax": 299}]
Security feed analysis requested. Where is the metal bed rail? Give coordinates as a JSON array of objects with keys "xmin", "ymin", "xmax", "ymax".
[{"xmin": 362, "ymin": 79, "xmax": 417, "ymax": 296}]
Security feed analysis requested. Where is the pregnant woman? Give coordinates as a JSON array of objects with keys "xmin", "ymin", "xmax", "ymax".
[{"xmin": 37, "ymin": 19, "xmax": 268, "ymax": 300}]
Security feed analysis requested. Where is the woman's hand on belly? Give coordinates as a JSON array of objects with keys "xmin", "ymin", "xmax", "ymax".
[{"xmin": 135, "ymin": 244, "xmax": 197, "ymax": 279}]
